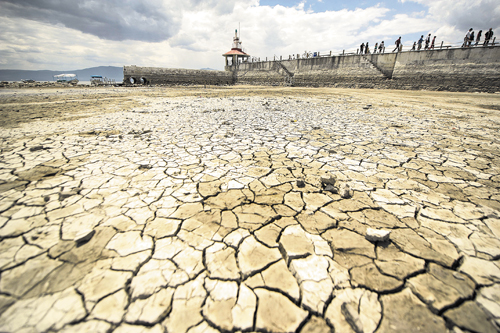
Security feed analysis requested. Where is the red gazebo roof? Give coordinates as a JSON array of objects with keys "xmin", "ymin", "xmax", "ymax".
[{"xmin": 223, "ymin": 48, "xmax": 249, "ymax": 56}]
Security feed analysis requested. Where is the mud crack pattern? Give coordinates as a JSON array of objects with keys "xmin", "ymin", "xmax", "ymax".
[{"xmin": 1, "ymin": 87, "xmax": 500, "ymax": 333}]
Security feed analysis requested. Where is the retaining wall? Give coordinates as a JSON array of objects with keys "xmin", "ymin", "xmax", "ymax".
[
  {"xmin": 236, "ymin": 46, "xmax": 500, "ymax": 92},
  {"xmin": 389, "ymin": 47, "xmax": 500, "ymax": 92},
  {"xmin": 236, "ymin": 55, "xmax": 391, "ymax": 88},
  {"xmin": 124, "ymin": 46, "xmax": 500, "ymax": 92},
  {"xmin": 123, "ymin": 66, "xmax": 233, "ymax": 86}
]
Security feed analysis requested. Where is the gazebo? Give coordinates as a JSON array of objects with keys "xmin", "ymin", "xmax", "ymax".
[{"xmin": 223, "ymin": 30, "xmax": 250, "ymax": 69}]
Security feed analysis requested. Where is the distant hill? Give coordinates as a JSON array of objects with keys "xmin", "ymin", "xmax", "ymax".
[{"xmin": 0, "ymin": 66, "xmax": 124, "ymax": 82}]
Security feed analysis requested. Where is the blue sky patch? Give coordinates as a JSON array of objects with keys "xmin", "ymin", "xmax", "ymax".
[{"xmin": 258, "ymin": 0, "xmax": 427, "ymax": 14}]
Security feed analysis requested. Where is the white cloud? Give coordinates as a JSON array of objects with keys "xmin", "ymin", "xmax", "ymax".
[
  {"xmin": 0, "ymin": 17, "xmax": 180, "ymax": 70},
  {"xmin": 231, "ymin": 4, "xmax": 393, "ymax": 56},
  {"xmin": 0, "ymin": 0, "xmax": 183, "ymax": 42},
  {"xmin": 0, "ymin": 0, "xmax": 497, "ymax": 71},
  {"xmin": 402, "ymin": 0, "xmax": 500, "ymax": 42}
]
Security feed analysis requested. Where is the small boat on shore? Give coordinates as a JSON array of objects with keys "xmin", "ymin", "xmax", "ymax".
[
  {"xmin": 53, "ymin": 74, "xmax": 79, "ymax": 84},
  {"xmin": 90, "ymin": 75, "xmax": 116, "ymax": 86}
]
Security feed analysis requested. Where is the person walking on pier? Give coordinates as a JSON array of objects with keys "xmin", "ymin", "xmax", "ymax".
[
  {"xmin": 365, "ymin": 42, "xmax": 370, "ymax": 54},
  {"xmin": 475, "ymin": 30, "xmax": 482, "ymax": 45},
  {"xmin": 411, "ymin": 42, "xmax": 416, "ymax": 51},
  {"xmin": 425, "ymin": 34, "xmax": 431, "ymax": 49},
  {"xmin": 417, "ymin": 35, "xmax": 424, "ymax": 50},
  {"xmin": 463, "ymin": 28, "xmax": 473, "ymax": 47},
  {"xmin": 430, "ymin": 36, "xmax": 436, "ymax": 49},
  {"xmin": 468, "ymin": 30, "xmax": 475, "ymax": 47},
  {"xmin": 360, "ymin": 43, "xmax": 365, "ymax": 54},
  {"xmin": 393, "ymin": 37, "xmax": 401, "ymax": 52},
  {"xmin": 379, "ymin": 41, "xmax": 385, "ymax": 53},
  {"xmin": 374, "ymin": 42, "xmax": 378, "ymax": 54},
  {"xmin": 484, "ymin": 28, "xmax": 494, "ymax": 46}
]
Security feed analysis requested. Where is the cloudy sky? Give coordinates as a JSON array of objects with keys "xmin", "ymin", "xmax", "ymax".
[{"xmin": 0, "ymin": 0, "xmax": 498, "ymax": 71}]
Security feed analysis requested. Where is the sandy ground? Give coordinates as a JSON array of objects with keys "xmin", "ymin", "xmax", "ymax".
[{"xmin": 1, "ymin": 85, "xmax": 499, "ymax": 128}]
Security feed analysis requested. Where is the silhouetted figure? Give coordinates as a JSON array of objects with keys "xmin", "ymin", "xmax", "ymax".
[
  {"xmin": 417, "ymin": 35, "xmax": 424, "ymax": 50},
  {"xmin": 484, "ymin": 28, "xmax": 494, "ymax": 46},
  {"xmin": 379, "ymin": 41, "xmax": 384, "ymax": 53},
  {"xmin": 475, "ymin": 30, "xmax": 482, "ymax": 45},
  {"xmin": 411, "ymin": 42, "xmax": 416, "ymax": 51},
  {"xmin": 393, "ymin": 37, "xmax": 401, "ymax": 52},
  {"xmin": 430, "ymin": 36, "xmax": 436, "ymax": 49},
  {"xmin": 468, "ymin": 30, "xmax": 475, "ymax": 47},
  {"xmin": 425, "ymin": 34, "xmax": 431, "ymax": 49},
  {"xmin": 463, "ymin": 28, "xmax": 473, "ymax": 47},
  {"xmin": 360, "ymin": 43, "xmax": 365, "ymax": 54}
]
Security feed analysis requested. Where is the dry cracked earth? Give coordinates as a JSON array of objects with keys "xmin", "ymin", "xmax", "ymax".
[{"xmin": 0, "ymin": 86, "xmax": 500, "ymax": 333}]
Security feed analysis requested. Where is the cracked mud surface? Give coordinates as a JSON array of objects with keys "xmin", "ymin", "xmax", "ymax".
[{"xmin": 1, "ymin": 85, "xmax": 500, "ymax": 333}]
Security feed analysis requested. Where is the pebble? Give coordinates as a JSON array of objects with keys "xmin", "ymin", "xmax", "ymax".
[
  {"xmin": 74, "ymin": 229, "xmax": 95, "ymax": 244},
  {"xmin": 366, "ymin": 228, "xmax": 391, "ymax": 242}
]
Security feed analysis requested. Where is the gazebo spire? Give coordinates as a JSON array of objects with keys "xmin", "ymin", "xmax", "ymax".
[{"xmin": 233, "ymin": 29, "xmax": 242, "ymax": 50}]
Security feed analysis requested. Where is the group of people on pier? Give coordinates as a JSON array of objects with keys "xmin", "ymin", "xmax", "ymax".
[
  {"xmin": 462, "ymin": 28, "xmax": 494, "ymax": 47},
  {"xmin": 358, "ymin": 27, "xmax": 494, "ymax": 55},
  {"xmin": 358, "ymin": 41, "xmax": 385, "ymax": 54},
  {"xmin": 411, "ymin": 34, "xmax": 437, "ymax": 51}
]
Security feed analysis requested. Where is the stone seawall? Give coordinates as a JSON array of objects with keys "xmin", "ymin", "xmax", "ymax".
[
  {"xmin": 233, "ymin": 61, "xmax": 289, "ymax": 86},
  {"xmin": 236, "ymin": 56, "xmax": 391, "ymax": 88},
  {"xmin": 235, "ymin": 46, "xmax": 500, "ymax": 92},
  {"xmin": 123, "ymin": 66, "xmax": 233, "ymax": 86},
  {"xmin": 389, "ymin": 47, "xmax": 500, "ymax": 92},
  {"xmin": 124, "ymin": 46, "xmax": 500, "ymax": 92}
]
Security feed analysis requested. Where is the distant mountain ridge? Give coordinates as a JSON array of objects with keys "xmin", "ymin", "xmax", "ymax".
[{"xmin": 0, "ymin": 66, "xmax": 124, "ymax": 82}]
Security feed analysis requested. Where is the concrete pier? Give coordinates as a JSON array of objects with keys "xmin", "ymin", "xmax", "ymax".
[{"xmin": 124, "ymin": 46, "xmax": 500, "ymax": 92}]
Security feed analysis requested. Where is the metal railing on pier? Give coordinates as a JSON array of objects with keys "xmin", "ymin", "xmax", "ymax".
[{"xmin": 242, "ymin": 37, "xmax": 497, "ymax": 65}]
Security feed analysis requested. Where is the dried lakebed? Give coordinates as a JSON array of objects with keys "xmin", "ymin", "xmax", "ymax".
[{"xmin": 0, "ymin": 86, "xmax": 500, "ymax": 333}]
